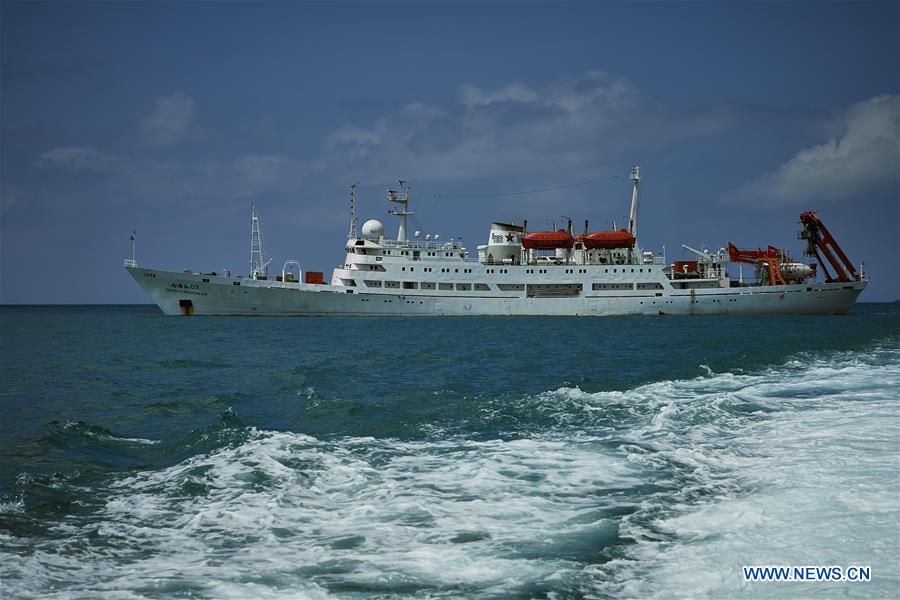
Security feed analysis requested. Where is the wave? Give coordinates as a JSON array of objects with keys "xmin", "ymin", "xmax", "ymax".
[{"xmin": 2, "ymin": 344, "xmax": 898, "ymax": 598}]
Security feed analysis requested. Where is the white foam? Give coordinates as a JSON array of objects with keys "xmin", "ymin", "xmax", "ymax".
[
  {"xmin": 3, "ymin": 428, "xmax": 642, "ymax": 597},
  {"xmin": 587, "ymin": 346, "xmax": 900, "ymax": 598},
  {"xmin": 5, "ymin": 345, "xmax": 897, "ymax": 598}
]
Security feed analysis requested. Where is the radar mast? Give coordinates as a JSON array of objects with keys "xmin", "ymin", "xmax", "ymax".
[{"xmin": 387, "ymin": 180, "xmax": 414, "ymax": 242}]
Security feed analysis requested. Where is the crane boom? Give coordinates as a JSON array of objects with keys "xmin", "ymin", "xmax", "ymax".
[{"xmin": 798, "ymin": 211, "xmax": 859, "ymax": 283}]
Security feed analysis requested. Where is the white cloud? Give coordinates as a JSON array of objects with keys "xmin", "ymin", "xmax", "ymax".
[
  {"xmin": 36, "ymin": 146, "xmax": 117, "ymax": 171},
  {"xmin": 140, "ymin": 90, "xmax": 196, "ymax": 147},
  {"xmin": 460, "ymin": 82, "xmax": 538, "ymax": 107},
  {"xmin": 459, "ymin": 71, "xmax": 636, "ymax": 113},
  {"xmin": 731, "ymin": 94, "xmax": 899, "ymax": 204},
  {"xmin": 327, "ymin": 126, "xmax": 385, "ymax": 159},
  {"xmin": 323, "ymin": 70, "xmax": 721, "ymax": 183}
]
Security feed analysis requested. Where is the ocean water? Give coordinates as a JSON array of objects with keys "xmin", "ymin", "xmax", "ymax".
[{"xmin": 1, "ymin": 304, "xmax": 898, "ymax": 599}]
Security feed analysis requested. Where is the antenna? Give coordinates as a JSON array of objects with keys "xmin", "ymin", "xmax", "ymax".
[
  {"xmin": 348, "ymin": 182, "xmax": 359, "ymax": 239},
  {"xmin": 387, "ymin": 179, "xmax": 415, "ymax": 242}
]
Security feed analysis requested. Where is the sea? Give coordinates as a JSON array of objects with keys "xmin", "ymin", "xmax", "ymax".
[{"xmin": 1, "ymin": 304, "xmax": 898, "ymax": 599}]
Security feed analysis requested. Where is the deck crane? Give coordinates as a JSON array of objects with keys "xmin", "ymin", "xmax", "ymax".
[
  {"xmin": 726, "ymin": 244, "xmax": 788, "ymax": 286},
  {"xmin": 798, "ymin": 211, "xmax": 860, "ymax": 283}
]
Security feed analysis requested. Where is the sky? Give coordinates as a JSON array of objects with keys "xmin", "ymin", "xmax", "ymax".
[{"xmin": 1, "ymin": 0, "xmax": 898, "ymax": 303}]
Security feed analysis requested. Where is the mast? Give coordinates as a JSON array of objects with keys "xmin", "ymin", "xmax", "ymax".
[
  {"xmin": 124, "ymin": 230, "xmax": 138, "ymax": 267},
  {"xmin": 348, "ymin": 182, "xmax": 359, "ymax": 240},
  {"xmin": 627, "ymin": 165, "xmax": 640, "ymax": 240},
  {"xmin": 249, "ymin": 203, "xmax": 270, "ymax": 278},
  {"xmin": 387, "ymin": 180, "xmax": 414, "ymax": 242}
]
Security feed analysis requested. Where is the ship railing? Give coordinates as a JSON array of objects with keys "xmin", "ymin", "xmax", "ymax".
[
  {"xmin": 123, "ymin": 259, "xmax": 138, "ymax": 267},
  {"xmin": 480, "ymin": 257, "xmax": 522, "ymax": 266}
]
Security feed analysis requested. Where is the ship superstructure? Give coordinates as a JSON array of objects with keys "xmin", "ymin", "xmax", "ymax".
[{"xmin": 125, "ymin": 166, "xmax": 867, "ymax": 316}]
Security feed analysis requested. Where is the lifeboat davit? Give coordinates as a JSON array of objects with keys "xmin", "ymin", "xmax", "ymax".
[
  {"xmin": 521, "ymin": 230, "xmax": 574, "ymax": 250},
  {"xmin": 576, "ymin": 230, "xmax": 635, "ymax": 250}
]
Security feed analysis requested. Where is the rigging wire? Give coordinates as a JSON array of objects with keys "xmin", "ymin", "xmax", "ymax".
[{"xmin": 406, "ymin": 169, "xmax": 631, "ymax": 235}]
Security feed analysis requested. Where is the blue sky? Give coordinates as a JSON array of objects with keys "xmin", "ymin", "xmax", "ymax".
[{"xmin": 2, "ymin": 1, "xmax": 898, "ymax": 303}]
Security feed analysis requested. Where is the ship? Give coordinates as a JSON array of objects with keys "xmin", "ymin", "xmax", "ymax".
[{"xmin": 125, "ymin": 167, "xmax": 867, "ymax": 316}]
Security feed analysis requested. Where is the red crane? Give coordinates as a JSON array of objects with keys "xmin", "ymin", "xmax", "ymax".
[
  {"xmin": 798, "ymin": 211, "xmax": 859, "ymax": 283},
  {"xmin": 726, "ymin": 243, "xmax": 787, "ymax": 285}
]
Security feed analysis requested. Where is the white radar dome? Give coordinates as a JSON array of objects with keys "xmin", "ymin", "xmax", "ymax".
[{"xmin": 362, "ymin": 219, "xmax": 384, "ymax": 241}]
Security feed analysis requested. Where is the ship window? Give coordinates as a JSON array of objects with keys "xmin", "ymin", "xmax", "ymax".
[
  {"xmin": 385, "ymin": 281, "xmax": 400, "ymax": 288},
  {"xmin": 439, "ymin": 283, "xmax": 453, "ymax": 290},
  {"xmin": 410, "ymin": 267, "xmax": 414, "ymax": 272},
  {"xmin": 455, "ymin": 269, "xmax": 459, "ymax": 273},
  {"xmin": 474, "ymin": 283, "xmax": 490, "ymax": 291},
  {"xmin": 403, "ymin": 282, "xmax": 418, "ymax": 289},
  {"xmin": 202, "ymin": 278, "xmax": 210, "ymax": 283},
  {"xmin": 422, "ymin": 282, "xmax": 436, "ymax": 289},
  {"xmin": 402, "ymin": 267, "xmax": 406, "ymax": 271},
  {"xmin": 365, "ymin": 280, "xmax": 383, "ymax": 287},
  {"xmin": 456, "ymin": 283, "xmax": 471, "ymax": 290},
  {"xmin": 592, "ymin": 283, "xmax": 634, "ymax": 290},
  {"xmin": 233, "ymin": 281, "xmax": 241, "ymax": 286}
]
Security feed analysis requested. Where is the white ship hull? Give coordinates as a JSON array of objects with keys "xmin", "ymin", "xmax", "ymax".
[{"xmin": 127, "ymin": 266, "xmax": 865, "ymax": 317}]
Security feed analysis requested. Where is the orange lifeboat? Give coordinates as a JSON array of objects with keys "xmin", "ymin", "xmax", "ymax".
[
  {"xmin": 576, "ymin": 230, "xmax": 635, "ymax": 250},
  {"xmin": 521, "ymin": 230, "xmax": 574, "ymax": 250}
]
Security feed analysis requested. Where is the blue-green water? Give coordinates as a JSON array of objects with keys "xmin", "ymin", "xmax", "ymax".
[{"xmin": 1, "ymin": 305, "xmax": 898, "ymax": 598}]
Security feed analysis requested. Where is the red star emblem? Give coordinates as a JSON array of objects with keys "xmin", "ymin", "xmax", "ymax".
[{"xmin": 506, "ymin": 233, "xmax": 514, "ymax": 242}]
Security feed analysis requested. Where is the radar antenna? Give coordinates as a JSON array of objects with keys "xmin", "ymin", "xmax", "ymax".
[{"xmin": 249, "ymin": 203, "xmax": 271, "ymax": 279}]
